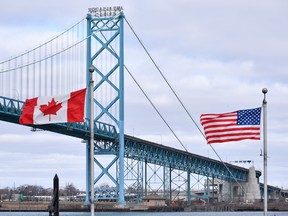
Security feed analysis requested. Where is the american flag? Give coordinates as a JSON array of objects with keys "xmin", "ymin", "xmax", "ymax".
[{"xmin": 200, "ymin": 107, "xmax": 261, "ymax": 144}]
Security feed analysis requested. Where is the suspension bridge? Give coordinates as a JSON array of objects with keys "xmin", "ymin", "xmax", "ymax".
[{"xmin": 0, "ymin": 7, "xmax": 279, "ymax": 206}]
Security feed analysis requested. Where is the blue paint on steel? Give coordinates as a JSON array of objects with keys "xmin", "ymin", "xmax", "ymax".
[
  {"xmin": 118, "ymin": 11, "xmax": 125, "ymax": 206},
  {"xmin": 187, "ymin": 171, "xmax": 191, "ymax": 204},
  {"xmin": 85, "ymin": 11, "xmax": 125, "ymax": 205}
]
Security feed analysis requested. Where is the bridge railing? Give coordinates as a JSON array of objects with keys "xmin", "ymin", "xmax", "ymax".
[{"xmin": 0, "ymin": 96, "xmax": 118, "ymax": 140}]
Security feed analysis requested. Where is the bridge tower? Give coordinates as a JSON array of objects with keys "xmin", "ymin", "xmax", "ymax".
[{"xmin": 85, "ymin": 7, "xmax": 125, "ymax": 206}]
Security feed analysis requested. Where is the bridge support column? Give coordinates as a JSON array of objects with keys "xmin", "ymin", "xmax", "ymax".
[
  {"xmin": 144, "ymin": 161, "xmax": 148, "ymax": 196},
  {"xmin": 169, "ymin": 167, "xmax": 172, "ymax": 201},
  {"xmin": 85, "ymin": 13, "xmax": 92, "ymax": 206},
  {"xmin": 187, "ymin": 171, "xmax": 191, "ymax": 204},
  {"xmin": 117, "ymin": 12, "xmax": 125, "ymax": 207},
  {"xmin": 212, "ymin": 176, "xmax": 215, "ymax": 203},
  {"xmin": 163, "ymin": 165, "xmax": 166, "ymax": 199},
  {"xmin": 229, "ymin": 177, "xmax": 232, "ymax": 203},
  {"xmin": 85, "ymin": 9, "xmax": 125, "ymax": 206},
  {"xmin": 206, "ymin": 176, "xmax": 210, "ymax": 205}
]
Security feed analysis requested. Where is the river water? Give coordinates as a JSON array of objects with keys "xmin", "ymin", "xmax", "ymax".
[{"xmin": 0, "ymin": 212, "xmax": 287, "ymax": 216}]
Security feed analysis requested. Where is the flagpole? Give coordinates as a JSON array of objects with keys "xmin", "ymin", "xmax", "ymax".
[
  {"xmin": 262, "ymin": 88, "xmax": 268, "ymax": 216},
  {"xmin": 89, "ymin": 66, "xmax": 95, "ymax": 216}
]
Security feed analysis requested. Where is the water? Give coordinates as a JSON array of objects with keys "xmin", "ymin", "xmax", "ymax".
[{"xmin": 0, "ymin": 212, "xmax": 287, "ymax": 216}]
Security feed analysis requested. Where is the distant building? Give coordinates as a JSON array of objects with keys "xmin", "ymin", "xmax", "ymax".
[{"xmin": 142, "ymin": 194, "xmax": 166, "ymax": 207}]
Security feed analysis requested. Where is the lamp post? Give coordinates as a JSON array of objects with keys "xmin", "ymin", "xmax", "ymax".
[{"xmin": 89, "ymin": 66, "xmax": 95, "ymax": 216}]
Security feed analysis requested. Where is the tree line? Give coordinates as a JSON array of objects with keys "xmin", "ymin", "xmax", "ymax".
[{"xmin": 0, "ymin": 183, "xmax": 80, "ymax": 201}]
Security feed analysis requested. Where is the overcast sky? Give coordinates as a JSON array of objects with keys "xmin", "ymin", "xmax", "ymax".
[{"xmin": 0, "ymin": 0, "xmax": 287, "ymax": 191}]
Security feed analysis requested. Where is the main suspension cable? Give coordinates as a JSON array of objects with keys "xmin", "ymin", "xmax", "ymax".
[{"xmin": 124, "ymin": 17, "xmax": 247, "ymax": 195}]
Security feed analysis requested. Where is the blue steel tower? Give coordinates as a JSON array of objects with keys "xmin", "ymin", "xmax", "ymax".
[{"xmin": 85, "ymin": 7, "xmax": 125, "ymax": 206}]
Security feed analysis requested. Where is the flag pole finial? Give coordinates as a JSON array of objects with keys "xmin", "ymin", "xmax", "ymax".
[{"xmin": 262, "ymin": 88, "xmax": 268, "ymax": 103}]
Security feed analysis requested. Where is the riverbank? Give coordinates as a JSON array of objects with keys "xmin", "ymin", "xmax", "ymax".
[
  {"xmin": 1, "ymin": 201, "xmax": 288, "ymax": 212},
  {"xmin": 187, "ymin": 201, "xmax": 288, "ymax": 212},
  {"xmin": 0, "ymin": 201, "xmax": 183, "ymax": 212}
]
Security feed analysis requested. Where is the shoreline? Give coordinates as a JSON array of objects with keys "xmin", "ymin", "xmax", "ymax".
[{"xmin": 1, "ymin": 201, "xmax": 288, "ymax": 212}]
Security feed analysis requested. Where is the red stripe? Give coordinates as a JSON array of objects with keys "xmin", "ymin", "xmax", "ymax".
[
  {"xmin": 67, "ymin": 88, "xmax": 86, "ymax": 122},
  {"xmin": 19, "ymin": 98, "xmax": 38, "ymax": 124},
  {"xmin": 205, "ymin": 127, "xmax": 260, "ymax": 134},
  {"xmin": 201, "ymin": 118, "xmax": 237, "ymax": 125},
  {"xmin": 203, "ymin": 122, "xmax": 237, "ymax": 130},
  {"xmin": 206, "ymin": 132, "xmax": 260, "ymax": 139},
  {"xmin": 208, "ymin": 137, "xmax": 260, "ymax": 144},
  {"xmin": 200, "ymin": 112, "xmax": 236, "ymax": 118}
]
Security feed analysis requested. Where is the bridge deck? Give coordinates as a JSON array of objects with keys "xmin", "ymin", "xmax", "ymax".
[{"xmin": 0, "ymin": 96, "xmax": 261, "ymax": 182}]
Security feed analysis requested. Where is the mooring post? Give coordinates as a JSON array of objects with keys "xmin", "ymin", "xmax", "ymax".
[
  {"xmin": 54, "ymin": 174, "xmax": 59, "ymax": 216},
  {"xmin": 49, "ymin": 174, "xmax": 59, "ymax": 216}
]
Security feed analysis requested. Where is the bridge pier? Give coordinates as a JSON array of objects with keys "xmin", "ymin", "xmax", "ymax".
[{"xmin": 206, "ymin": 166, "xmax": 261, "ymax": 203}]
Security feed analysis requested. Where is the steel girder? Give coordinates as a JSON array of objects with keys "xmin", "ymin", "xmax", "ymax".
[
  {"xmin": 123, "ymin": 135, "xmax": 261, "ymax": 182},
  {"xmin": 259, "ymin": 183, "xmax": 281, "ymax": 199}
]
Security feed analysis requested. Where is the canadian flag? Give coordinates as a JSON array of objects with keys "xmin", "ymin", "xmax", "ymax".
[{"xmin": 20, "ymin": 88, "xmax": 86, "ymax": 125}]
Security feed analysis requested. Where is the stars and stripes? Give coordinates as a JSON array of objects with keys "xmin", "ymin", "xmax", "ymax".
[{"xmin": 200, "ymin": 107, "xmax": 261, "ymax": 144}]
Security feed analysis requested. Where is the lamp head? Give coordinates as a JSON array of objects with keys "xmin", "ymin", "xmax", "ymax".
[
  {"xmin": 89, "ymin": 66, "xmax": 95, "ymax": 73},
  {"xmin": 262, "ymin": 88, "xmax": 268, "ymax": 94}
]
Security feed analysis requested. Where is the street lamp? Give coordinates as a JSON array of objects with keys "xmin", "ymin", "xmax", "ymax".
[{"xmin": 89, "ymin": 66, "xmax": 95, "ymax": 216}]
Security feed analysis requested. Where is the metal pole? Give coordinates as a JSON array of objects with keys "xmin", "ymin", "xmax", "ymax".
[
  {"xmin": 262, "ymin": 88, "xmax": 268, "ymax": 216},
  {"xmin": 89, "ymin": 67, "xmax": 95, "ymax": 216},
  {"xmin": 85, "ymin": 13, "xmax": 92, "ymax": 205}
]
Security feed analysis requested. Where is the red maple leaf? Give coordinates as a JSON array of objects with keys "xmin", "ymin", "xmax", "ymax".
[{"xmin": 39, "ymin": 98, "xmax": 62, "ymax": 121}]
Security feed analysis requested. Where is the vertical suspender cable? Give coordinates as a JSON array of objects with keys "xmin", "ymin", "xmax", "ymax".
[
  {"xmin": 33, "ymin": 49, "xmax": 36, "ymax": 97},
  {"xmin": 7, "ymin": 60, "xmax": 10, "ymax": 97},
  {"xmin": 64, "ymin": 32, "xmax": 67, "ymax": 93},
  {"xmin": 69, "ymin": 29, "xmax": 71, "ymax": 92},
  {"xmin": 14, "ymin": 58, "xmax": 18, "ymax": 99},
  {"xmin": 56, "ymin": 37, "xmax": 59, "ymax": 95},
  {"xmin": 60, "ymin": 35, "xmax": 63, "ymax": 94},
  {"xmin": 45, "ymin": 45, "xmax": 48, "ymax": 96},
  {"xmin": 51, "ymin": 40, "xmax": 54, "ymax": 96},
  {"xmin": 0, "ymin": 64, "xmax": 2, "ymax": 95},
  {"xmin": 67, "ymin": 29, "xmax": 71, "ymax": 92},
  {"xmin": 26, "ymin": 52, "xmax": 29, "ymax": 98},
  {"xmin": 39, "ymin": 46, "xmax": 42, "ymax": 96},
  {"xmin": 70, "ymin": 29, "xmax": 73, "ymax": 92}
]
